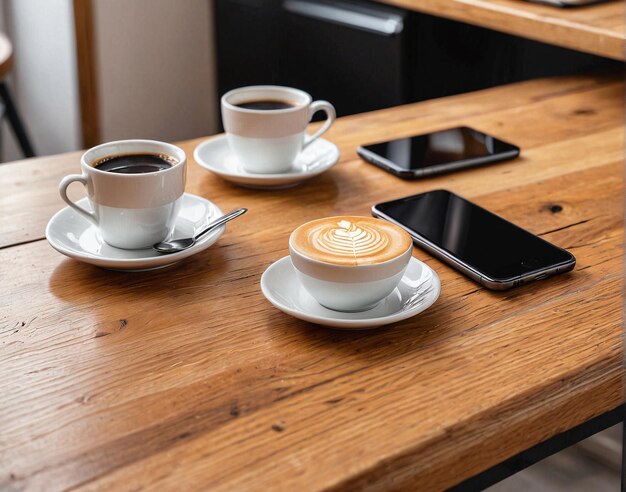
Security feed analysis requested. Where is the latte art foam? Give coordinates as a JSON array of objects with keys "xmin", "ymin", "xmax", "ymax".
[
  {"xmin": 290, "ymin": 216, "xmax": 412, "ymax": 266},
  {"xmin": 314, "ymin": 219, "xmax": 389, "ymax": 257}
]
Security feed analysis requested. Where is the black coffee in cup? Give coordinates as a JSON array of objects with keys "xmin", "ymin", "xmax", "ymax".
[
  {"xmin": 235, "ymin": 99, "xmax": 297, "ymax": 111},
  {"xmin": 93, "ymin": 153, "xmax": 177, "ymax": 174}
]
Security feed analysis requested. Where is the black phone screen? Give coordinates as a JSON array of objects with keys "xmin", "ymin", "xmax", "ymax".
[
  {"xmin": 362, "ymin": 127, "xmax": 518, "ymax": 171},
  {"xmin": 375, "ymin": 190, "xmax": 574, "ymax": 281}
]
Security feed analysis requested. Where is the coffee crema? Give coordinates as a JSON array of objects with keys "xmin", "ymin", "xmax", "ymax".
[
  {"xmin": 93, "ymin": 153, "xmax": 177, "ymax": 174},
  {"xmin": 235, "ymin": 99, "xmax": 297, "ymax": 111},
  {"xmin": 290, "ymin": 216, "xmax": 412, "ymax": 266}
]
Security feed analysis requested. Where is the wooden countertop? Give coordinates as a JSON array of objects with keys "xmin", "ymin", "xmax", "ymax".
[
  {"xmin": 0, "ymin": 73, "xmax": 623, "ymax": 490},
  {"xmin": 378, "ymin": 0, "xmax": 625, "ymax": 61}
]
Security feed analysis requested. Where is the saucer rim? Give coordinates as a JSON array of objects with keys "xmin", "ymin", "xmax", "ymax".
[
  {"xmin": 193, "ymin": 135, "xmax": 340, "ymax": 181},
  {"xmin": 260, "ymin": 256, "xmax": 441, "ymax": 329},
  {"xmin": 45, "ymin": 192, "xmax": 224, "ymax": 268}
]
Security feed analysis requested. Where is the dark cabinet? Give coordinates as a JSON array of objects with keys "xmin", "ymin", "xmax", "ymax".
[
  {"xmin": 214, "ymin": 0, "xmax": 616, "ymax": 121},
  {"xmin": 215, "ymin": 0, "xmax": 410, "ymax": 117}
]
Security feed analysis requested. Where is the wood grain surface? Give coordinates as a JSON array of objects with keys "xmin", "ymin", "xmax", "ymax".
[
  {"xmin": 377, "ymin": 0, "xmax": 625, "ymax": 61},
  {"xmin": 73, "ymin": 0, "xmax": 100, "ymax": 148},
  {"xmin": 0, "ymin": 73, "xmax": 623, "ymax": 491}
]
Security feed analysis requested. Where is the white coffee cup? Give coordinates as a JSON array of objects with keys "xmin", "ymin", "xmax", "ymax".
[
  {"xmin": 289, "ymin": 217, "xmax": 413, "ymax": 312},
  {"xmin": 58, "ymin": 139, "xmax": 187, "ymax": 249},
  {"xmin": 221, "ymin": 85, "xmax": 336, "ymax": 174}
]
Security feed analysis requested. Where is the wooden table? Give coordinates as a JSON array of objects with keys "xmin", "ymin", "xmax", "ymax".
[
  {"xmin": 378, "ymin": 0, "xmax": 626, "ymax": 61},
  {"xmin": 1, "ymin": 73, "xmax": 623, "ymax": 490}
]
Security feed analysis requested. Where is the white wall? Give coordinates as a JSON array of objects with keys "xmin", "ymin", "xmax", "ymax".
[
  {"xmin": 92, "ymin": 0, "xmax": 218, "ymax": 143},
  {"xmin": 0, "ymin": 0, "xmax": 218, "ymax": 162},
  {"xmin": 1, "ymin": 0, "xmax": 81, "ymax": 161}
]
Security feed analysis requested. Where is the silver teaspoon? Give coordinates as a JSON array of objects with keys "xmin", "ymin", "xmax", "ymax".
[{"xmin": 153, "ymin": 208, "xmax": 247, "ymax": 254}]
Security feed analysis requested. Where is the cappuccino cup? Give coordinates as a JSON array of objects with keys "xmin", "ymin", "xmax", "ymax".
[
  {"xmin": 58, "ymin": 139, "xmax": 187, "ymax": 249},
  {"xmin": 221, "ymin": 85, "xmax": 336, "ymax": 174},
  {"xmin": 289, "ymin": 216, "xmax": 413, "ymax": 312}
]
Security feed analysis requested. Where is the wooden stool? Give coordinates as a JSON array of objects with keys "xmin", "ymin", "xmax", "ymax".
[{"xmin": 0, "ymin": 32, "xmax": 35, "ymax": 159}]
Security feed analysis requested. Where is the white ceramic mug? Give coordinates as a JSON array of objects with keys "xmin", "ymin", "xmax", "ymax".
[
  {"xmin": 221, "ymin": 85, "xmax": 336, "ymax": 174},
  {"xmin": 58, "ymin": 139, "xmax": 187, "ymax": 249},
  {"xmin": 289, "ymin": 240, "xmax": 413, "ymax": 312},
  {"xmin": 289, "ymin": 243, "xmax": 413, "ymax": 312}
]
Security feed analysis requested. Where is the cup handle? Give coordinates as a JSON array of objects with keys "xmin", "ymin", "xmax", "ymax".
[
  {"xmin": 59, "ymin": 174, "xmax": 98, "ymax": 226},
  {"xmin": 303, "ymin": 100, "xmax": 336, "ymax": 150}
]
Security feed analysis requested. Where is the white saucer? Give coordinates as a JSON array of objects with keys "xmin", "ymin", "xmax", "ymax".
[
  {"xmin": 46, "ymin": 193, "xmax": 224, "ymax": 271},
  {"xmin": 261, "ymin": 256, "xmax": 441, "ymax": 329},
  {"xmin": 193, "ymin": 135, "xmax": 340, "ymax": 189}
]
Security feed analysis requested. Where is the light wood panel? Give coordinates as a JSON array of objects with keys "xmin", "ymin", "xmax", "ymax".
[
  {"xmin": 0, "ymin": 73, "xmax": 623, "ymax": 491},
  {"xmin": 378, "ymin": 0, "xmax": 625, "ymax": 61},
  {"xmin": 73, "ymin": 0, "xmax": 100, "ymax": 147}
]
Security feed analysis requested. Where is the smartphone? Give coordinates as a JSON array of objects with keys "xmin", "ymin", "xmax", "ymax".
[
  {"xmin": 372, "ymin": 190, "xmax": 576, "ymax": 290},
  {"xmin": 357, "ymin": 127, "xmax": 520, "ymax": 179}
]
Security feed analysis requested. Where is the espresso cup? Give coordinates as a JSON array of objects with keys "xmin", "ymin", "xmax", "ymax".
[
  {"xmin": 221, "ymin": 85, "xmax": 336, "ymax": 174},
  {"xmin": 289, "ymin": 216, "xmax": 413, "ymax": 312},
  {"xmin": 58, "ymin": 139, "xmax": 187, "ymax": 249}
]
